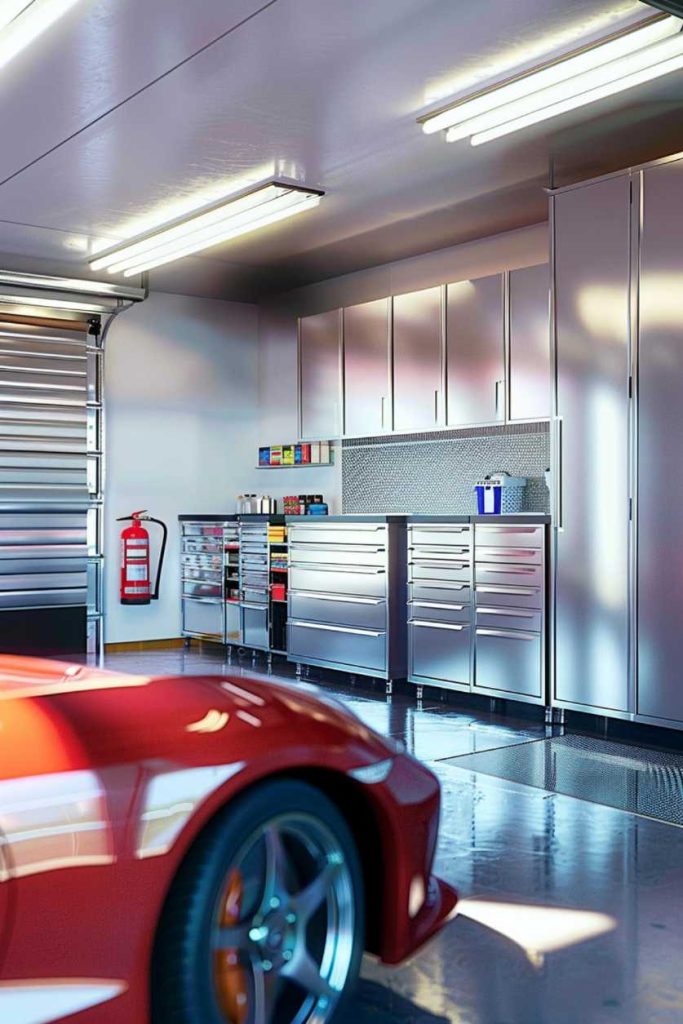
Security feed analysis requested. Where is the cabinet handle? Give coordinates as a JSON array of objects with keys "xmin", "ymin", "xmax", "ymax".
[
  {"xmin": 434, "ymin": 389, "xmax": 439, "ymax": 423},
  {"xmin": 292, "ymin": 591, "xmax": 384, "ymax": 605},
  {"xmin": 495, "ymin": 379, "xmax": 505, "ymax": 421},
  {"xmin": 381, "ymin": 395, "xmax": 386, "ymax": 429},
  {"xmin": 412, "ymin": 620, "xmax": 466, "ymax": 631},
  {"xmin": 477, "ymin": 607, "xmax": 536, "ymax": 617},
  {"xmin": 412, "ymin": 601, "xmax": 466, "ymax": 611},
  {"xmin": 477, "ymin": 627, "xmax": 537, "ymax": 641},
  {"xmin": 291, "ymin": 620, "xmax": 383, "ymax": 637},
  {"xmin": 476, "ymin": 566, "xmax": 537, "ymax": 575}
]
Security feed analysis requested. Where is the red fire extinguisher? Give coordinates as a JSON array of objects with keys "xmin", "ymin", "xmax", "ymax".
[{"xmin": 117, "ymin": 510, "xmax": 168, "ymax": 605}]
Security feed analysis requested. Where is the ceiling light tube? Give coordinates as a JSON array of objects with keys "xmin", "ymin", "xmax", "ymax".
[
  {"xmin": 119, "ymin": 194, "xmax": 321, "ymax": 277},
  {"xmin": 419, "ymin": 14, "xmax": 681, "ymax": 138},
  {"xmin": 0, "ymin": 0, "xmax": 82, "ymax": 70},
  {"xmin": 103, "ymin": 189, "xmax": 309, "ymax": 275},
  {"xmin": 471, "ymin": 47, "xmax": 683, "ymax": 145},
  {"xmin": 446, "ymin": 28, "xmax": 683, "ymax": 143},
  {"xmin": 90, "ymin": 181, "xmax": 323, "ymax": 276}
]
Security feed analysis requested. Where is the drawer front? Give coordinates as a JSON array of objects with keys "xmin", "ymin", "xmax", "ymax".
[
  {"xmin": 289, "ymin": 544, "xmax": 386, "ymax": 567},
  {"xmin": 409, "ymin": 525, "xmax": 471, "ymax": 548},
  {"xmin": 181, "ymin": 523, "xmax": 227, "ymax": 538},
  {"xmin": 475, "ymin": 605, "xmax": 542, "ymax": 633},
  {"xmin": 288, "ymin": 620, "xmax": 387, "ymax": 672},
  {"xmin": 475, "ymin": 628, "xmax": 542, "ymax": 698},
  {"xmin": 410, "ymin": 580, "xmax": 471, "ymax": 604},
  {"xmin": 410, "ymin": 620, "xmax": 471, "ymax": 686},
  {"xmin": 289, "ymin": 591, "xmax": 387, "ymax": 630},
  {"xmin": 411, "ymin": 561, "xmax": 471, "ymax": 584},
  {"xmin": 289, "ymin": 566, "xmax": 386, "ymax": 598},
  {"xmin": 242, "ymin": 570, "xmax": 268, "ymax": 588},
  {"xmin": 182, "ymin": 579, "xmax": 222, "ymax": 600},
  {"xmin": 475, "ymin": 583, "xmax": 543, "ymax": 610},
  {"xmin": 475, "ymin": 545, "xmax": 542, "ymax": 566},
  {"xmin": 182, "ymin": 553, "xmax": 223, "ymax": 572},
  {"xmin": 242, "ymin": 604, "xmax": 269, "ymax": 649},
  {"xmin": 410, "ymin": 544, "xmax": 471, "ymax": 561},
  {"xmin": 242, "ymin": 586, "xmax": 268, "ymax": 604},
  {"xmin": 182, "ymin": 537, "xmax": 223, "ymax": 555},
  {"xmin": 474, "ymin": 563, "xmax": 544, "ymax": 589},
  {"xmin": 475, "ymin": 524, "xmax": 544, "ymax": 548},
  {"xmin": 183, "ymin": 598, "xmax": 223, "ymax": 638},
  {"xmin": 408, "ymin": 600, "xmax": 470, "ymax": 624},
  {"xmin": 289, "ymin": 525, "xmax": 387, "ymax": 547}
]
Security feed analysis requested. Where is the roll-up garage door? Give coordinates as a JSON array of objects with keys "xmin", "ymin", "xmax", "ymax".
[{"xmin": 0, "ymin": 314, "xmax": 100, "ymax": 657}]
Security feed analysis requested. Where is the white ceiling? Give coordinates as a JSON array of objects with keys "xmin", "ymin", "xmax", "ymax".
[{"xmin": 0, "ymin": 0, "xmax": 680, "ymax": 300}]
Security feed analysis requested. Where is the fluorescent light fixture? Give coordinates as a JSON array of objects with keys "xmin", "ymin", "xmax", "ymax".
[
  {"xmin": 90, "ymin": 181, "xmax": 324, "ymax": 277},
  {"xmin": 0, "ymin": 0, "xmax": 82, "ymax": 70},
  {"xmin": 419, "ymin": 14, "xmax": 683, "ymax": 145}
]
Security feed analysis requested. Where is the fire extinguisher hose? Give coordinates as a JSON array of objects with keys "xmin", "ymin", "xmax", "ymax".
[{"xmin": 147, "ymin": 517, "xmax": 168, "ymax": 601}]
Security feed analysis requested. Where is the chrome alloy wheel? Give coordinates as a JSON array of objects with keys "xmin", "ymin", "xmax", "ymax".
[{"xmin": 211, "ymin": 813, "xmax": 356, "ymax": 1024}]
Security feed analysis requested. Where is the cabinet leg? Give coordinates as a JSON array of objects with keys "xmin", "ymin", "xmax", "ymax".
[
  {"xmin": 295, "ymin": 663, "xmax": 303, "ymax": 679},
  {"xmin": 183, "ymin": 637, "xmax": 191, "ymax": 650},
  {"xmin": 416, "ymin": 684, "xmax": 423, "ymax": 705},
  {"xmin": 267, "ymin": 653, "xmax": 273, "ymax": 671},
  {"xmin": 386, "ymin": 679, "xmax": 393, "ymax": 698},
  {"xmin": 348, "ymin": 674, "xmax": 357, "ymax": 686}
]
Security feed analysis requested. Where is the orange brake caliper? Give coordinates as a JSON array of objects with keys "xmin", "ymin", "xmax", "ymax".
[{"xmin": 215, "ymin": 869, "xmax": 250, "ymax": 1024}]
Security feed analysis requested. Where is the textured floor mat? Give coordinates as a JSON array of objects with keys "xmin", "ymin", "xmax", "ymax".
[{"xmin": 443, "ymin": 733, "xmax": 683, "ymax": 827}]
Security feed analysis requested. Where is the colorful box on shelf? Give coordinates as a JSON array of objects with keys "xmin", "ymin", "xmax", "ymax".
[{"xmin": 258, "ymin": 441, "xmax": 332, "ymax": 467}]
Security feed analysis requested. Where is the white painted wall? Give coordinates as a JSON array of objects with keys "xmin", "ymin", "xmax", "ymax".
[
  {"xmin": 257, "ymin": 222, "xmax": 549, "ymax": 512},
  {"xmin": 104, "ymin": 292, "xmax": 259, "ymax": 643}
]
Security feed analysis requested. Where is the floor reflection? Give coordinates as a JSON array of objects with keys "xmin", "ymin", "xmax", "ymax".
[{"xmin": 102, "ymin": 648, "xmax": 683, "ymax": 1022}]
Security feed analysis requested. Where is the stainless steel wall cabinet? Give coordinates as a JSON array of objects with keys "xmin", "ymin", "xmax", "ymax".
[
  {"xmin": 446, "ymin": 274, "xmax": 505, "ymax": 426},
  {"xmin": 509, "ymin": 264, "xmax": 551, "ymax": 422},
  {"xmin": 298, "ymin": 310, "xmax": 342, "ymax": 440},
  {"xmin": 392, "ymin": 288, "xmax": 444, "ymax": 432},
  {"xmin": 287, "ymin": 518, "xmax": 407, "ymax": 683},
  {"xmin": 408, "ymin": 523, "xmax": 473, "ymax": 691},
  {"xmin": 343, "ymin": 298, "xmax": 391, "ymax": 437},
  {"xmin": 552, "ymin": 175, "xmax": 631, "ymax": 715},
  {"xmin": 637, "ymin": 158, "xmax": 683, "ymax": 725}
]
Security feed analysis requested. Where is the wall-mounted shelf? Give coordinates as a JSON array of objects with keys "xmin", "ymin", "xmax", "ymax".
[{"xmin": 255, "ymin": 462, "xmax": 334, "ymax": 469}]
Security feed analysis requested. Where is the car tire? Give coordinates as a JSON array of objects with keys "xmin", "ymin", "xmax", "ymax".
[{"xmin": 151, "ymin": 778, "xmax": 365, "ymax": 1024}]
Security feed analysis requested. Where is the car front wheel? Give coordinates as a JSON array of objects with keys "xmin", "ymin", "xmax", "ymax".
[{"xmin": 152, "ymin": 778, "xmax": 365, "ymax": 1024}]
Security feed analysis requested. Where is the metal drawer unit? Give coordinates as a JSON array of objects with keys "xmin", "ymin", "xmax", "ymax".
[
  {"xmin": 407, "ymin": 523, "xmax": 473, "ymax": 694},
  {"xmin": 287, "ymin": 519, "xmax": 407, "ymax": 688},
  {"xmin": 474, "ymin": 523, "xmax": 547, "ymax": 705},
  {"xmin": 180, "ymin": 517, "xmax": 237, "ymax": 645},
  {"xmin": 239, "ymin": 521, "xmax": 269, "ymax": 652}
]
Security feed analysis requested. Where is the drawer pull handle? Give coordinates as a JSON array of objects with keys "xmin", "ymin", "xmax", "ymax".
[
  {"xmin": 411, "ymin": 580, "xmax": 468, "ymax": 590},
  {"xmin": 477, "ymin": 607, "xmax": 536, "ymax": 618},
  {"xmin": 476, "ymin": 566, "xmax": 538, "ymax": 575},
  {"xmin": 292, "ymin": 591, "xmax": 384, "ymax": 606},
  {"xmin": 291, "ymin": 563, "xmax": 386, "ymax": 574},
  {"xmin": 477, "ymin": 627, "xmax": 537, "ymax": 641},
  {"xmin": 411, "ymin": 620, "xmax": 466, "ymax": 632},
  {"xmin": 412, "ymin": 601, "xmax": 465, "ymax": 611},
  {"xmin": 290, "ymin": 620, "xmax": 383, "ymax": 638},
  {"xmin": 477, "ymin": 585, "xmax": 537, "ymax": 596}
]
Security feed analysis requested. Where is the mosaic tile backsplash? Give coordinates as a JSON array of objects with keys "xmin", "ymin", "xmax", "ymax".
[{"xmin": 342, "ymin": 423, "xmax": 550, "ymax": 515}]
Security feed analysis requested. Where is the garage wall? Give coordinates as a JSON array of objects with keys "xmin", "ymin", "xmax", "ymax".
[
  {"xmin": 104, "ymin": 292, "xmax": 259, "ymax": 644},
  {"xmin": 257, "ymin": 222, "xmax": 549, "ymax": 512}
]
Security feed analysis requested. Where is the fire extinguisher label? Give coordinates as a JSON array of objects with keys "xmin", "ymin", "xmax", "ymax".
[{"xmin": 126, "ymin": 565, "xmax": 148, "ymax": 582}]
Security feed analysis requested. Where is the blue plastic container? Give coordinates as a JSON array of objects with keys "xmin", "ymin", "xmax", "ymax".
[{"xmin": 474, "ymin": 473, "xmax": 527, "ymax": 515}]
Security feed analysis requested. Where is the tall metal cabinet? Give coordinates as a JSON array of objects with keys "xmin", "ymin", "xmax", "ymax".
[
  {"xmin": 552, "ymin": 175, "xmax": 632, "ymax": 715},
  {"xmin": 552, "ymin": 153, "xmax": 683, "ymax": 728},
  {"xmin": 637, "ymin": 159, "xmax": 683, "ymax": 726}
]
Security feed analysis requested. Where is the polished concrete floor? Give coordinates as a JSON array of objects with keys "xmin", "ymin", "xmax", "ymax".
[{"xmin": 104, "ymin": 646, "xmax": 683, "ymax": 1024}]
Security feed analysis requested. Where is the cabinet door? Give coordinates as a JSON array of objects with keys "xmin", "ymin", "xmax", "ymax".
[
  {"xmin": 299, "ymin": 310, "xmax": 341, "ymax": 440},
  {"xmin": 392, "ymin": 287, "xmax": 443, "ymax": 433},
  {"xmin": 475, "ymin": 628, "xmax": 542, "ymax": 699},
  {"xmin": 447, "ymin": 274, "xmax": 504, "ymax": 426},
  {"xmin": 638, "ymin": 158, "xmax": 683, "ymax": 723},
  {"xmin": 553, "ymin": 175, "xmax": 630, "ymax": 713},
  {"xmin": 509, "ymin": 264, "xmax": 551, "ymax": 421},
  {"xmin": 343, "ymin": 298, "xmax": 390, "ymax": 437}
]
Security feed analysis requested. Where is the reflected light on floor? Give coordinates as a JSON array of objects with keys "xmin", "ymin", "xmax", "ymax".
[{"xmin": 457, "ymin": 898, "xmax": 617, "ymax": 965}]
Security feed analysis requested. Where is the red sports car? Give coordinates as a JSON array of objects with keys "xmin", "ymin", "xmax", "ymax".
[{"xmin": 0, "ymin": 656, "xmax": 457, "ymax": 1024}]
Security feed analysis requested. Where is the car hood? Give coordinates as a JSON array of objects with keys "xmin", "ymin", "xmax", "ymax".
[{"xmin": 0, "ymin": 656, "xmax": 393, "ymax": 781}]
